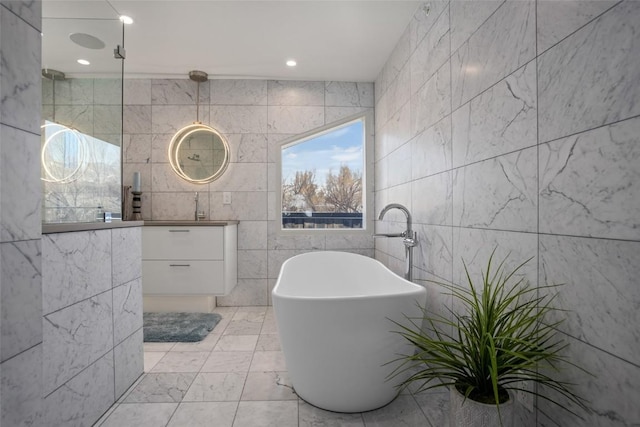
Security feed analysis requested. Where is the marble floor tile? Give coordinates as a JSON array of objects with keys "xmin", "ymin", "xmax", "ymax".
[
  {"xmin": 143, "ymin": 351, "xmax": 166, "ymax": 372},
  {"xmin": 150, "ymin": 351, "xmax": 209, "ymax": 373},
  {"xmin": 249, "ymin": 351, "xmax": 287, "ymax": 372},
  {"xmin": 124, "ymin": 373, "xmax": 196, "ymax": 403},
  {"xmin": 241, "ymin": 371, "xmax": 297, "ymax": 401},
  {"xmin": 167, "ymin": 402, "xmax": 238, "ymax": 427},
  {"xmin": 362, "ymin": 395, "xmax": 429, "ymax": 426},
  {"xmin": 256, "ymin": 334, "xmax": 281, "ymax": 351},
  {"xmin": 183, "ymin": 372, "xmax": 247, "ymax": 402},
  {"xmin": 172, "ymin": 333, "xmax": 221, "ymax": 352},
  {"xmin": 143, "ymin": 342, "xmax": 175, "ymax": 352},
  {"xmin": 298, "ymin": 400, "xmax": 366, "ymax": 427},
  {"xmin": 224, "ymin": 320, "xmax": 264, "ymax": 335},
  {"xmin": 233, "ymin": 307, "xmax": 268, "ymax": 322},
  {"xmin": 413, "ymin": 390, "xmax": 450, "ymax": 426},
  {"xmin": 201, "ymin": 351, "xmax": 254, "ymax": 372},
  {"xmin": 214, "ymin": 334, "xmax": 259, "ymax": 352},
  {"xmin": 96, "ymin": 403, "xmax": 177, "ymax": 427},
  {"xmin": 232, "ymin": 400, "xmax": 298, "ymax": 427}
]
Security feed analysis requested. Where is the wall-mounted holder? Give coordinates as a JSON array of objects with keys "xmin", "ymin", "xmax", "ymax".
[{"xmin": 132, "ymin": 191, "xmax": 143, "ymax": 220}]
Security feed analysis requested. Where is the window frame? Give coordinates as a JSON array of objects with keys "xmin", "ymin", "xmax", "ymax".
[{"xmin": 276, "ymin": 111, "xmax": 374, "ymax": 236}]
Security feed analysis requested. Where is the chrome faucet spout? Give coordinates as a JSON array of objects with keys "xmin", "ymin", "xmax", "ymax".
[
  {"xmin": 376, "ymin": 203, "xmax": 416, "ymax": 282},
  {"xmin": 194, "ymin": 192, "xmax": 199, "ymax": 221}
]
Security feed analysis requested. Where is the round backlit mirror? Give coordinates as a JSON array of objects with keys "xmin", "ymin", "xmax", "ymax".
[{"xmin": 168, "ymin": 123, "xmax": 230, "ymax": 184}]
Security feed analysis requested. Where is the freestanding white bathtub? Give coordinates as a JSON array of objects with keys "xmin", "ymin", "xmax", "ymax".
[{"xmin": 272, "ymin": 251, "xmax": 427, "ymax": 413}]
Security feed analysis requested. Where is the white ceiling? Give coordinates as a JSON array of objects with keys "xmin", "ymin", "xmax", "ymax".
[{"xmin": 42, "ymin": 0, "xmax": 420, "ymax": 82}]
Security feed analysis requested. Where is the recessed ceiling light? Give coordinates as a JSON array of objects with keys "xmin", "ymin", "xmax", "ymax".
[
  {"xmin": 77, "ymin": 59, "xmax": 90, "ymax": 65},
  {"xmin": 286, "ymin": 60, "xmax": 297, "ymax": 67},
  {"xmin": 119, "ymin": 15, "xmax": 134, "ymax": 25}
]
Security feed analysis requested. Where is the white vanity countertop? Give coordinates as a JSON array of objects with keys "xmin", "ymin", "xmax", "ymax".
[
  {"xmin": 143, "ymin": 220, "xmax": 239, "ymax": 226},
  {"xmin": 42, "ymin": 220, "xmax": 145, "ymax": 234}
]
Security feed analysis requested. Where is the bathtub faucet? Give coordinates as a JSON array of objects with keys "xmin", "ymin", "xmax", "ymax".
[
  {"xmin": 194, "ymin": 192, "xmax": 206, "ymax": 221},
  {"xmin": 376, "ymin": 203, "xmax": 417, "ymax": 282}
]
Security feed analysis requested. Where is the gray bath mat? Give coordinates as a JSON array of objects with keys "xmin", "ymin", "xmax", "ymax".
[{"xmin": 143, "ymin": 312, "xmax": 222, "ymax": 342}]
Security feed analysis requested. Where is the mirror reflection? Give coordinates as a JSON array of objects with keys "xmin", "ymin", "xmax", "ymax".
[{"xmin": 169, "ymin": 123, "xmax": 230, "ymax": 184}]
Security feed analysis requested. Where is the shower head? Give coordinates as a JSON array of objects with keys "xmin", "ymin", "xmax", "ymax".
[{"xmin": 42, "ymin": 69, "xmax": 66, "ymax": 80}]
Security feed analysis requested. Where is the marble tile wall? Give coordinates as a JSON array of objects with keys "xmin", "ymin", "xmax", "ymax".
[
  {"xmin": 123, "ymin": 78, "xmax": 375, "ymax": 306},
  {"xmin": 374, "ymin": 1, "xmax": 639, "ymax": 426},
  {"xmin": 41, "ymin": 226, "xmax": 143, "ymax": 425},
  {"xmin": 0, "ymin": 1, "xmax": 44, "ymax": 426}
]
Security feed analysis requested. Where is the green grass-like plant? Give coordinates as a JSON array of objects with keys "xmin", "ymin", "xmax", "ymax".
[{"xmin": 389, "ymin": 249, "xmax": 590, "ymax": 419}]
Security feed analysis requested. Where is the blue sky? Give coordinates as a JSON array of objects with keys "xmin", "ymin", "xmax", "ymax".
[{"xmin": 281, "ymin": 120, "xmax": 363, "ymax": 187}]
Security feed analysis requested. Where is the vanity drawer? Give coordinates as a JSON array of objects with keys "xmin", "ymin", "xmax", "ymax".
[
  {"xmin": 142, "ymin": 260, "xmax": 225, "ymax": 294},
  {"xmin": 142, "ymin": 226, "xmax": 224, "ymax": 260}
]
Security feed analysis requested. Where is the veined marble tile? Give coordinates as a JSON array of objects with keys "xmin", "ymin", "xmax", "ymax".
[
  {"xmin": 1, "ymin": 10, "xmax": 41, "ymax": 134},
  {"xmin": 409, "ymin": 1, "xmax": 449, "ymax": 53},
  {"xmin": 123, "ymin": 105, "xmax": 152, "ymax": 134},
  {"xmin": 183, "ymin": 372, "xmax": 246, "ymax": 402},
  {"xmin": 124, "ymin": 79, "xmax": 152, "ymax": 105},
  {"xmin": 453, "ymin": 147, "xmax": 537, "ymax": 233},
  {"xmin": 1, "ymin": 344, "xmax": 42, "ymax": 426},
  {"xmin": 150, "ymin": 191, "xmax": 207, "ymax": 220},
  {"xmin": 114, "ymin": 328, "xmax": 144, "ymax": 399},
  {"xmin": 536, "ymin": 338, "xmax": 640, "ymax": 426},
  {"xmin": 267, "ymin": 80, "xmax": 324, "ymax": 106},
  {"xmin": 152, "ymin": 105, "xmax": 208, "ymax": 134},
  {"xmin": 385, "ymin": 64, "xmax": 411, "ymax": 122},
  {"xmin": 113, "ymin": 278, "xmax": 143, "ymax": 344},
  {"xmin": 325, "ymin": 82, "xmax": 374, "ymax": 107},
  {"xmin": 225, "ymin": 133, "xmax": 267, "ymax": 163},
  {"xmin": 151, "ymin": 78, "xmax": 209, "ymax": 105},
  {"xmin": 208, "ymin": 191, "xmax": 267, "ymax": 221},
  {"xmin": 267, "ymin": 224, "xmax": 325, "ymax": 251},
  {"xmin": 150, "ymin": 132, "xmax": 172, "ymax": 163},
  {"xmin": 3, "ymin": 0, "xmax": 42, "ymax": 30},
  {"xmin": 211, "ymin": 162, "xmax": 267, "ymax": 192},
  {"xmin": 54, "ymin": 104, "xmax": 94, "ymax": 135},
  {"xmin": 538, "ymin": 1, "xmax": 640, "ymax": 143},
  {"xmin": 167, "ymin": 402, "xmax": 237, "ymax": 427},
  {"xmin": 325, "ymin": 234, "xmax": 374, "ymax": 251},
  {"xmin": 44, "ymin": 351, "xmax": 114, "ymax": 427},
  {"xmin": 411, "ymin": 116, "xmax": 452, "ymax": 180},
  {"xmin": 233, "ymin": 400, "xmax": 298, "ymax": 427},
  {"xmin": 412, "ymin": 171, "xmax": 452, "ymax": 226},
  {"xmin": 150, "ymin": 162, "xmax": 204, "ymax": 192},
  {"xmin": 224, "ymin": 320, "xmax": 263, "ymax": 336},
  {"xmin": 241, "ymin": 371, "xmax": 296, "ymax": 401},
  {"xmin": 299, "ymin": 400, "xmax": 365, "ymax": 426},
  {"xmin": 249, "ymin": 351, "xmax": 286, "ymax": 372},
  {"xmin": 411, "ymin": 61, "xmax": 450, "ymax": 137},
  {"xmin": 452, "ymin": 228, "xmax": 538, "ymax": 288},
  {"xmin": 99, "ymin": 403, "xmax": 178, "ymax": 427},
  {"xmin": 124, "ymin": 133, "xmax": 152, "ymax": 164},
  {"xmin": 452, "ymin": 61, "xmax": 536, "ymax": 168},
  {"xmin": 94, "ymin": 78, "xmax": 122, "ymax": 105},
  {"xmin": 410, "ymin": 6, "xmax": 450, "ymax": 96},
  {"xmin": 238, "ymin": 221, "xmax": 268, "ymax": 250},
  {"xmin": 451, "ymin": 1, "xmax": 535, "ymax": 109},
  {"xmin": 412, "ymin": 223, "xmax": 453, "ymax": 285},
  {"xmin": 449, "ymin": 0, "xmax": 504, "ymax": 54},
  {"xmin": 387, "ymin": 142, "xmax": 413, "ymax": 188},
  {"xmin": 256, "ymin": 334, "xmax": 281, "ymax": 352},
  {"xmin": 124, "ymin": 373, "xmax": 196, "ymax": 403},
  {"xmin": 42, "ymin": 229, "xmax": 112, "ymax": 314},
  {"xmin": 325, "ymin": 106, "xmax": 372, "ymax": 125},
  {"xmin": 43, "ymin": 292, "xmax": 114, "ymax": 394},
  {"xmin": 202, "ymin": 350, "xmax": 254, "ymax": 371},
  {"xmin": 0, "ymin": 126, "xmax": 41, "ymax": 242},
  {"xmin": 413, "ymin": 390, "xmax": 450, "ymax": 427},
  {"xmin": 94, "ymin": 105, "xmax": 122, "ymax": 134},
  {"xmin": 378, "ymin": 102, "xmax": 411, "ymax": 161},
  {"xmin": 237, "ymin": 250, "xmax": 267, "ymax": 279},
  {"xmin": 540, "ymin": 235, "xmax": 640, "ymax": 365},
  {"xmin": 216, "ymin": 279, "xmax": 268, "ymax": 307},
  {"xmin": 150, "ymin": 351, "xmax": 208, "ymax": 373},
  {"xmin": 537, "ymin": 0, "xmax": 616, "ymax": 54},
  {"xmin": 55, "ymin": 78, "xmax": 94, "ymax": 105},
  {"xmin": 382, "ymin": 25, "xmax": 412, "ymax": 99},
  {"xmin": 210, "ymin": 105, "xmax": 267, "ymax": 134},
  {"xmin": 362, "ymin": 395, "xmax": 429, "ymax": 426},
  {"xmin": 267, "ymin": 106, "xmax": 324, "ymax": 134},
  {"xmin": 210, "ymin": 79, "xmax": 267, "ymax": 106},
  {"xmin": 1, "ymin": 240, "xmax": 41, "ymax": 362},
  {"xmin": 539, "ymin": 117, "xmax": 640, "ymax": 240}
]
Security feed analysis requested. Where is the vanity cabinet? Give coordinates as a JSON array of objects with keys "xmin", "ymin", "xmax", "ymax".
[{"xmin": 142, "ymin": 223, "xmax": 237, "ymax": 295}]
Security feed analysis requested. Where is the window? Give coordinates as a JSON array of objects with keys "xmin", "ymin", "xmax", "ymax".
[{"xmin": 279, "ymin": 114, "xmax": 371, "ymax": 231}]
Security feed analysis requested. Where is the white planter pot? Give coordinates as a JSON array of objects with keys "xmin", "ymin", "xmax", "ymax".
[{"xmin": 449, "ymin": 387, "xmax": 514, "ymax": 427}]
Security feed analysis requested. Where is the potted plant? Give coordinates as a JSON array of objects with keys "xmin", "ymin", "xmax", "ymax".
[{"xmin": 389, "ymin": 250, "xmax": 590, "ymax": 427}]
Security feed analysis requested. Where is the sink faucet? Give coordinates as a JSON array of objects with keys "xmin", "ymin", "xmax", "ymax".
[{"xmin": 376, "ymin": 203, "xmax": 417, "ymax": 282}]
